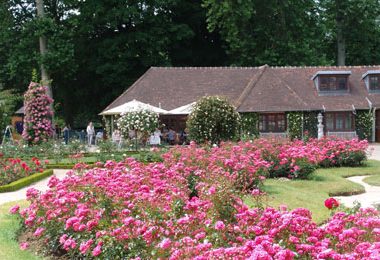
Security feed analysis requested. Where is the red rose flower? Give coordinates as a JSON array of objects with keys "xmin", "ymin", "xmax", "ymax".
[{"xmin": 324, "ymin": 197, "xmax": 339, "ymax": 209}]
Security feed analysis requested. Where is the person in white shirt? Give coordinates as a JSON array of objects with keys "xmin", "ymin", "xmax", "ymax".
[
  {"xmin": 112, "ymin": 129, "xmax": 122, "ymax": 148},
  {"xmin": 86, "ymin": 122, "xmax": 95, "ymax": 146},
  {"xmin": 149, "ymin": 128, "xmax": 161, "ymax": 146}
]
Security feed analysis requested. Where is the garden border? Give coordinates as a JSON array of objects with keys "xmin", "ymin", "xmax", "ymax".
[{"xmin": 0, "ymin": 169, "xmax": 53, "ymax": 193}]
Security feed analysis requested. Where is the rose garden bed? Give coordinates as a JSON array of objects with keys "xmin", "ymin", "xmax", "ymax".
[{"xmin": 7, "ymin": 137, "xmax": 380, "ymax": 259}]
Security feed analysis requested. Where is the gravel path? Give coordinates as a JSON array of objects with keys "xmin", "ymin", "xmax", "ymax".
[
  {"xmin": 335, "ymin": 176, "xmax": 380, "ymax": 208},
  {"xmin": 0, "ymin": 169, "xmax": 70, "ymax": 205}
]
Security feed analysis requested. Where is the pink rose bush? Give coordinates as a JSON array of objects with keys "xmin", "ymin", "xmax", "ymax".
[
  {"xmin": 0, "ymin": 156, "xmax": 45, "ymax": 185},
  {"xmin": 165, "ymin": 137, "xmax": 368, "ymax": 181},
  {"xmin": 22, "ymin": 82, "xmax": 54, "ymax": 145},
  {"xmin": 249, "ymin": 137, "xmax": 368, "ymax": 178},
  {"xmin": 14, "ymin": 138, "xmax": 378, "ymax": 259}
]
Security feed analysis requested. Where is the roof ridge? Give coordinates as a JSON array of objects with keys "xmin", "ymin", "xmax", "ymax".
[
  {"xmin": 151, "ymin": 65, "xmax": 380, "ymax": 69},
  {"xmin": 151, "ymin": 66, "xmax": 263, "ymax": 69},
  {"xmin": 235, "ymin": 65, "xmax": 268, "ymax": 109},
  {"xmin": 271, "ymin": 65, "xmax": 380, "ymax": 69},
  {"xmin": 99, "ymin": 67, "xmax": 154, "ymax": 114}
]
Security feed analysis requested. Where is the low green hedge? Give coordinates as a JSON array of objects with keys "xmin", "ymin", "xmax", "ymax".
[
  {"xmin": 0, "ymin": 169, "xmax": 53, "ymax": 193},
  {"xmin": 46, "ymin": 164, "xmax": 75, "ymax": 169},
  {"xmin": 46, "ymin": 163, "xmax": 99, "ymax": 169}
]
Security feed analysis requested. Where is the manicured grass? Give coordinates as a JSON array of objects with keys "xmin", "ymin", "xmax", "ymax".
[
  {"xmin": 0, "ymin": 200, "xmax": 41, "ymax": 260},
  {"xmin": 363, "ymin": 174, "xmax": 380, "ymax": 186},
  {"xmin": 245, "ymin": 160, "xmax": 380, "ymax": 224}
]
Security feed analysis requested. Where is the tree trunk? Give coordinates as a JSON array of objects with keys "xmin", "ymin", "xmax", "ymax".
[
  {"xmin": 36, "ymin": 0, "xmax": 53, "ymax": 99},
  {"xmin": 336, "ymin": 0, "xmax": 345, "ymax": 66}
]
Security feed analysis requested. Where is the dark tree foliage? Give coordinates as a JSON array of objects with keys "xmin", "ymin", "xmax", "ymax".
[
  {"xmin": 320, "ymin": 0, "xmax": 380, "ymax": 65},
  {"xmin": 203, "ymin": 0, "xmax": 329, "ymax": 66},
  {"xmin": 0, "ymin": 0, "xmax": 226, "ymax": 126},
  {"xmin": 0, "ymin": 0, "xmax": 380, "ymax": 126}
]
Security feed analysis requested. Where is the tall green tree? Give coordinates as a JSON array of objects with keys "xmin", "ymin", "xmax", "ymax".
[
  {"xmin": 320, "ymin": 0, "xmax": 380, "ymax": 65},
  {"xmin": 0, "ymin": 1, "xmax": 225, "ymax": 126},
  {"xmin": 202, "ymin": 0, "xmax": 329, "ymax": 66},
  {"xmin": 168, "ymin": 0, "xmax": 227, "ymax": 66}
]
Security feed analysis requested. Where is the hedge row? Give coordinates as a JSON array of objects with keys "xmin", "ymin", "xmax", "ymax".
[
  {"xmin": 46, "ymin": 164, "xmax": 75, "ymax": 169},
  {"xmin": 0, "ymin": 169, "xmax": 53, "ymax": 193}
]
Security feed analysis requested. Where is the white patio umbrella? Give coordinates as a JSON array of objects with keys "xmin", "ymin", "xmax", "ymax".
[
  {"xmin": 168, "ymin": 102, "xmax": 196, "ymax": 115},
  {"xmin": 100, "ymin": 99, "xmax": 168, "ymax": 115}
]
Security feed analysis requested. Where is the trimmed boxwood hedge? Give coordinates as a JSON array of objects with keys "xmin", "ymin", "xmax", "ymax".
[
  {"xmin": 46, "ymin": 164, "xmax": 75, "ymax": 169},
  {"xmin": 0, "ymin": 169, "xmax": 53, "ymax": 193}
]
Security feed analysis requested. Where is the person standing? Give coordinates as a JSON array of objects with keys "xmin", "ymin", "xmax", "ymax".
[
  {"xmin": 63, "ymin": 125, "xmax": 70, "ymax": 145},
  {"xmin": 168, "ymin": 128, "xmax": 176, "ymax": 145},
  {"xmin": 86, "ymin": 122, "xmax": 95, "ymax": 146},
  {"xmin": 149, "ymin": 128, "xmax": 161, "ymax": 146}
]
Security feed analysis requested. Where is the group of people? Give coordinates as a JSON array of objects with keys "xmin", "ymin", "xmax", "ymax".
[
  {"xmin": 55, "ymin": 122, "xmax": 98, "ymax": 146},
  {"xmin": 110, "ymin": 126, "xmax": 189, "ymax": 148},
  {"xmin": 53, "ymin": 122, "xmax": 191, "ymax": 147},
  {"xmin": 149, "ymin": 127, "xmax": 188, "ymax": 146}
]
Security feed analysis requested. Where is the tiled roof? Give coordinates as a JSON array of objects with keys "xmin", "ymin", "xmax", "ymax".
[{"xmin": 101, "ymin": 65, "xmax": 380, "ymax": 114}]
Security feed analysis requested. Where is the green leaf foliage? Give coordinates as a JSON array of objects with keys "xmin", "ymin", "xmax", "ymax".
[
  {"xmin": 0, "ymin": 88, "xmax": 21, "ymax": 141},
  {"xmin": 187, "ymin": 96, "xmax": 241, "ymax": 144},
  {"xmin": 202, "ymin": 0, "xmax": 329, "ymax": 66},
  {"xmin": 240, "ymin": 112, "xmax": 259, "ymax": 139},
  {"xmin": 355, "ymin": 110, "xmax": 373, "ymax": 140},
  {"xmin": 303, "ymin": 112, "xmax": 318, "ymax": 139},
  {"xmin": 286, "ymin": 112, "xmax": 303, "ymax": 140}
]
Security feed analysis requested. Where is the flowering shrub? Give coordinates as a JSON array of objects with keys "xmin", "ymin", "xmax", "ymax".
[
  {"xmin": 187, "ymin": 96, "xmax": 241, "ymax": 144},
  {"xmin": 117, "ymin": 109, "xmax": 158, "ymax": 139},
  {"xmin": 22, "ymin": 82, "xmax": 54, "ymax": 145},
  {"xmin": 0, "ymin": 156, "xmax": 45, "ymax": 185},
  {"xmin": 250, "ymin": 137, "xmax": 368, "ymax": 178},
  {"xmin": 163, "ymin": 142, "xmax": 270, "ymax": 191},
  {"xmin": 313, "ymin": 137, "xmax": 368, "ymax": 167},
  {"xmin": 14, "ymin": 152, "xmax": 379, "ymax": 259}
]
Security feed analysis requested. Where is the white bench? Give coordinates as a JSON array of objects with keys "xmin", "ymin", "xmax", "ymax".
[
  {"xmin": 259, "ymin": 132, "xmax": 288, "ymax": 139},
  {"xmin": 327, "ymin": 131, "xmax": 357, "ymax": 139}
]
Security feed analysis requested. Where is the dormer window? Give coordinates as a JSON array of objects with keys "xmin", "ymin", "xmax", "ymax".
[
  {"xmin": 362, "ymin": 71, "xmax": 380, "ymax": 92},
  {"xmin": 312, "ymin": 71, "xmax": 351, "ymax": 94},
  {"xmin": 369, "ymin": 75, "xmax": 380, "ymax": 90},
  {"xmin": 319, "ymin": 76, "xmax": 347, "ymax": 91}
]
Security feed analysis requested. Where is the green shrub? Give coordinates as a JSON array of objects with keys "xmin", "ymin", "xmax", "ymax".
[
  {"xmin": 240, "ymin": 112, "xmax": 259, "ymax": 139},
  {"xmin": 339, "ymin": 151, "xmax": 367, "ymax": 167},
  {"xmin": 46, "ymin": 164, "xmax": 75, "ymax": 169},
  {"xmin": 187, "ymin": 96, "xmax": 241, "ymax": 144},
  {"xmin": 0, "ymin": 169, "xmax": 53, "ymax": 193},
  {"xmin": 303, "ymin": 112, "xmax": 318, "ymax": 138},
  {"xmin": 355, "ymin": 110, "xmax": 373, "ymax": 140},
  {"xmin": 98, "ymin": 139, "xmax": 117, "ymax": 153},
  {"xmin": 138, "ymin": 151, "xmax": 163, "ymax": 163},
  {"xmin": 287, "ymin": 112, "xmax": 303, "ymax": 140},
  {"xmin": 264, "ymin": 152, "xmax": 315, "ymax": 179}
]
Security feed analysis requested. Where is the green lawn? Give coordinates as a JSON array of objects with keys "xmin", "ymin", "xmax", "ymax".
[
  {"xmin": 0, "ymin": 200, "xmax": 41, "ymax": 260},
  {"xmin": 363, "ymin": 174, "xmax": 380, "ymax": 186},
  {"xmin": 245, "ymin": 160, "xmax": 380, "ymax": 224}
]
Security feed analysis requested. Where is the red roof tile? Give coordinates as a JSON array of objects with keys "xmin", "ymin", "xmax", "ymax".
[{"xmin": 102, "ymin": 65, "xmax": 380, "ymax": 114}]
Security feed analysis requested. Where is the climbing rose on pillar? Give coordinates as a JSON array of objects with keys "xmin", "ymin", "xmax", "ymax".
[{"xmin": 22, "ymin": 82, "xmax": 54, "ymax": 145}]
